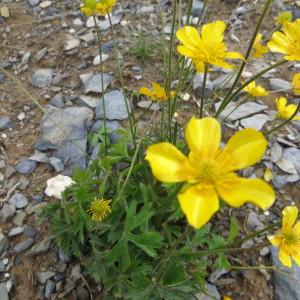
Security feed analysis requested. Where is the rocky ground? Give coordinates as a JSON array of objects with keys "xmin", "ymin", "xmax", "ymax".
[{"xmin": 0, "ymin": 0, "xmax": 300, "ymax": 299}]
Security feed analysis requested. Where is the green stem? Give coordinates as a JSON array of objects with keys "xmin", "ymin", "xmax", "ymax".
[
  {"xmin": 107, "ymin": 13, "xmax": 136, "ymax": 149},
  {"xmin": 93, "ymin": 15, "xmax": 108, "ymax": 154},
  {"xmin": 196, "ymin": 0, "xmax": 208, "ymax": 28},
  {"xmin": 216, "ymin": 0, "xmax": 274, "ymax": 116},
  {"xmin": 200, "ymin": 64, "xmax": 209, "ymax": 118},
  {"xmin": 216, "ymin": 60, "xmax": 286, "ymax": 116},
  {"xmin": 160, "ymin": 103, "xmax": 165, "ymax": 141},
  {"xmin": 167, "ymin": 0, "xmax": 178, "ymax": 142},
  {"xmin": 266, "ymin": 100, "xmax": 300, "ymax": 135},
  {"xmin": 154, "ymin": 226, "xmax": 192, "ymax": 283},
  {"xmin": 186, "ymin": 0, "xmax": 194, "ymax": 25}
]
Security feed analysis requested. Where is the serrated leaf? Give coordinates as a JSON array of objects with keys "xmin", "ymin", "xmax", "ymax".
[{"xmin": 128, "ymin": 231, "xmax": 163, "ymax": 257}]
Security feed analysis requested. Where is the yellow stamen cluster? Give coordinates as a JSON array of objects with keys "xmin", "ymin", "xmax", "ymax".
[
  {"xmin": 80, "ymin": 0, "xmax": 116, "ymax": 16},
  {"xmin": 89, "ymin": 198, "xmax": 112, "ymax": 222}
]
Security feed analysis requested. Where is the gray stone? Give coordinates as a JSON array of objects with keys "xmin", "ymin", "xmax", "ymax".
[
  {"xmin": 29, "ymin": 237, "xmax": 52, "ymax": 257},
  {"xmin": 24, "ymin": 225, "xmax": 37, "ymax": 238},
  {"xmin": 58, "ymin": 249, "xmax": 71, "ymax": 263},
  {"xmin": 13, "ymin": 238, "xmax": 34, "ymax": 253},
  {"xmin": 269, "ymin": 78, "xmax": 291, "ymax": 91},
  {"xmin": 247, "ymin": 211, "xmax": 264, "ymax": 231},
  {"xmin": 76, "ymin": 286, "xmax": 89, "ymax": 300},
  {"xmin": 216, "ymin": 102, "xmax": 268, "ymax": 121},
  {"xmin": 273, "ymin": 174, "xmax": 300, "ymax": 189},
  {"xmin": 9, "ymin": 193, "xmax": 29, "ymax": 209},
  {"xmin": 271, "ymin": 247, "xmax": 300, "ymax": 300},
  {"xmin": 45, "ymin": 280, "xmax": 55, "ymax": 298},
  {"xmin": 15, "ymin": 157, "xmax": 37, "ymax": 174},
  {"xmin": 0, "ymin": 204, "xmax": 16, "ymax": 221},
  {"xmin": 0, "ymin": 261, "xmax": 5, "ymax": 273},
  {"xmin": 8, "ymin": 227, "xmax": 24, "ymax": 237},
  {"xmin": 270, "ymin": 142, "xmax": 282, "ymax": 163},
  {"xmin": 80, "ymin": 73, "xmax": 113, "ymax": 94},
  {"xmin": 282, "ymin": 148, "xmax": 300, "ymax": 171},
  {"xmin": 49, "ymin": 95, "xmax": 65, "ymax": 108},
  {"xmin": 91, "ymin": 120, "xmax": 121, "ymax": 133},
  {"xmin": 0, "ymin": 285, "xmax": 8, "ymax": 300},
  {"xmin": 36, "ymin": 271, "xmax": 55, "ymax": 284},
  {"xmin": 193, "ymin": 74, "xmax": 214, "ymax": 95},
  {"xmin": 276, "ymin": 157, "xmax": 297, "ymax": 174},
  {"xmin": 78, "ymin": 95, "xmax": 100, "ymax": 108},
  {"xmin": 64, "ymin": 38, "xmax": 80, "ymax": 51},
  {"xmin": 195, "ymin": 283, "xmax": 220, "ymax": 300},
  {"xmin": 31, "ymin": 69, "xmax": 54, "ymax": 88},
  {"xmin": 293, "ymin": 9, "xmax": 300, "ymax": 20},
  {"xmin": 13, "ymin": 211, "xmax": 26, "ymax": 226},
  {"xmin": 212, "ymin": 73, "xmax": 237, "ymax": 89},
  {"xmin": 0, "ymin": 233, "xmax": 8, "ymax": 255},
  {"xmin": 240, "ymin": 114, "xmax": 271, "ymax": 130},
  {"xmin": 49, "ymin": 157, "xmax": 64, "ymax": 172},
  {"xmin": 96, "ymin": 90, "xmax": 131, "ymax": 120},
  {"xmin": 0, "ymin": 116, "xmax": 14, "ymax": 130},
  {"xmin": 28, "ymin": 0, "xmax": 40, "ymax": 7},
  {"xmin": 192, "ymin": 0, "xmax": 204, "ymax": 16},
  {"xmin": 29, "ymin": 151, "xmax": 49, "ymax": 163},
  {"xmin": 86, "ymin": 14, "xmax": 122, "ymax": 31}
]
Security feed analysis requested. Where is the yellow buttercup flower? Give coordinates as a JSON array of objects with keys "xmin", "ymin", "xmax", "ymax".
[
  {"xmin": 88, "ymin": 198, "xmax": 112, "ymax": 222},
  {"xmin": 268, "ymin": 206, "xmax": 300, "ymax": 268},
  {"xmin": 252, "ymin": 33, "xmax": 268, "ymax": 58},
  {"xmin": 268, "ymin": 20, "xmax": 300, "ymax": 61},
  {"xmin": 243, "ymin": 81, "xmax": 269, "ymax": 97},
  {"xmin": 80, "ymin": 0, "xmax": 116, "ymax": 16},
  {"xmin": 223, "ymin": 296, "xmax": 232, "ymax": 300},
  {"xmin": 276, "ymin": 11, "xmax": 292, "ymax": 26},
  {"xmin": 292, "ymin": 73, "xmax": 300, "ymax": 95},
  {"xmin": 139, "ymin": 83, "xmax": 174, "ymax": 101},
  {"xmin": 145, "ymin": 117, "xmax": 275, "ymax": 229},
  {"xmin": 276, "ymin": 97, "xmax": 300, "ymax": 121},
  {"xmin": 176, "ymin": 20, "xmax": 244, "ymax": 69}
]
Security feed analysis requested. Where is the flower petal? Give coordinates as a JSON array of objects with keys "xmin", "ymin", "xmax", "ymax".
[
  {"xmin": 279, "ymin": 248, "xmax": 292, "ymax": 268},
  {"xmin": 139, "ymin": 87, "xmax": 154, "ymax": 99},
  {"xmin": 282, "ymin": 206, "xmax": 298, "ymax": 232},
  {"xmin": 145, "ymin": 143, "xmax": 191, "ymax": 183},
  {"xmin": 201, "ymin": 20, "xmax": 226, "ymax": 46},
  {"xmin": 216, "ymin": 174, "xmax": 275, "ymax": 210},
  {"xmin": 178, "ymin": 184, "xmax": 219, "ymax": 228},
  {"xmin": 185, "ymin": 117, "xmax": 221, "ymax": 158},
  {"xmin": 268, "ymin": 31, "xmax": 291, "ymax": 55},
  {"xmin": 176, "ymin": 26, "xmax": 202, "ymax": 50},
  {"xmin": 268, "ymin": 234, "xmax": 282, "ymax": 246},
  {"xmin": 152, "ymin": 82, "xmax": 167, "ymax": 99},
  {"xmin": 224, "ymin": 128, "xmax": 268, "ymax": 170}
]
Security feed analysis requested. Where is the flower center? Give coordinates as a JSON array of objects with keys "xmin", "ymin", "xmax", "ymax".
[
  {"xmin": 197, "ymin": 160, "xmax": 219, "ymax": 184},
  {"xmin": 283, "ymin": 232, "xmax": 298, "ymax": 245}
]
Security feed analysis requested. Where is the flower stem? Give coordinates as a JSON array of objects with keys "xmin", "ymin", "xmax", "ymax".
[
  {"xmin": 266, "ymin": 100, "xmax": 300, "ymax": 135},
  {"xmin": 93, "ymin": 15, "xmax": 108, "ymax": 154},
  {"xmin": 200, "ymin": 64, "xmax": 209, "ymax": 118},
  {"xmin": 107, "ymin": 13, "xmax": 136, "ymax": 148},
  {"xmin": 216, "ymin": 60, "xmax": 286, "ymax": 116},
  {"xmin": 216, "ymin": 0, "xmax": 274, "ymax": 116}
]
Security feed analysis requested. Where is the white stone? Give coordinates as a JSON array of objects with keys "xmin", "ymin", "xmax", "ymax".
[
  {"xmin": 64, "ymin": 38, "xmax": 80, "ymax": 51},
  {"xmin": 39, "ymin": 1, "xmax": 52, "ymax": 8},
  {"xmin": 0, "ymin": 6, "xmax": 10, "ymax": 18},
  {"xmin": 45, "ymin": 175, "xmax": 75, "ymax": 199},
  {"xmin": 93, "ymin": 53, "xmax": 109, "ymax": 65}
]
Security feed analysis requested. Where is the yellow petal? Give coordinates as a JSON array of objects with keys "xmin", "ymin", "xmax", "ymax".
[
  {"xmin": 201, "ymin": 20, "xmax": 226, "ymax": 46},
  {"xmin": 178, "ymin": 184, "xmax": 219, "ymax": 229},
  {"xmin": 145, "ymin": 143, "xmax": 191, "ymax": 183},
  {"xmin": 176, "ymin": 26, "xmax": 202, "ymax": 49},
  {"xmin": 264, "ymin": 168, "xmax": 273, "ymax": 182},
  {"xmin": 152, "ymin": 82, "xmax": 167, "ymax": 100},
  {"xmin": 268, "ymin": 234, "xmax": 282, "ymax": 246},
  {"xmin": 223, "ymin": 51, "xmax": 245, "ymax": 60},
  {"xmin": 224, "ymin": 129, "xmax": 268, "ymax": 170},
  {"xmin": 279, "ymin": 248, "xmax": 292, "ymax": 268},
  {"xmin": 282, "ymin": 206, "xmax": 298, "ymax": 232},
  {"xmin": 177, "ymin": 45, "xmax": 199, "ymax": 59},
  {"xmin": 292, "ymin": 221, "xmax": 300, "ymax": 235},
  {"xmin": 267, "ymin": 31, "xmax": 291, "ymax": 55},
  {"xmin": 216, "ymin": 174, "xmax": 275, "ymax": 210},
  {"xmin": 185, "ymin": 117, "xmax": 221, "ymax": 158},
  {"xmin": 139, "ymin": 87, "xmax": 154, "ymax": 99}
]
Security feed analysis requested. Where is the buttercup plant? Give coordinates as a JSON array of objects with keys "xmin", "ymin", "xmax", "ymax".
[{"xmin": 37, "ymin": 0, "xmax": 300, "ymax": 299}]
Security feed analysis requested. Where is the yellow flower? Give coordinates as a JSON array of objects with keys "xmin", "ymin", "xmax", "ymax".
[
  {"xmin": 276, "ymin": 97, "xmax": 300, "ymax": 121},
  {"xmin": 276, "ymin": 11, "xmax": 292, "ymax": 26},
  {"xmin": 80, "ymin": 0, "xmax": 116, "ymax": 16},
  {"xmin": 88, "ymin": 198, "xmax": 112, "ymax": 222},
  {"xmin": 243, "ymin": 81, "xmax": 269, "ymax": 97},
  {"xmin": 145, "ymin": 117, "xmax": 275, "ymax": 229},
  {"xmin": 252, "ymin": 33, "xmax": 268, "ymax": 58},
  {"xmin": 292, "ymin": 73, "xmax": 300, "ymax": 95},
  {"xmin": 268, "ymin": 206, "xmax": 300, "ymax": 268},
  {"xmin": 139, "ymin": 83, "xmax": 174, "ymax": 101},
  {"xmin": 223, "ymin": 296, "xmax": 232, "ymax": 300},
  {"xmin": 264, "ymin": 168, "xmax": 273, "ymax": 182},
  {"xmin": 176, "ymin": 21, "xmax": 244, "ymax": 69},
  {"xmin": 268, "ymin": 20, "xmax": 300, "ymax": 61}
]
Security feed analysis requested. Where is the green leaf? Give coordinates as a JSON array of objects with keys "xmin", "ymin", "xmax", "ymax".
[
  {"xmin": 215, "ymin": 253, "xmax": 231, "ymax": 269},
  {"xmin": 107, "ymin": 238, "xmax": 131, "ymax": 271},
  {"xmin": 163, "ymin": 259, "xmax": 185, "ymax": 285},
  {"xmin": 227, "ymin": 216, "xmax": 239, "ymax": 242},
  {"xmin": 128, "ymin": 232, "xmax": 163, "ymax": 257}
]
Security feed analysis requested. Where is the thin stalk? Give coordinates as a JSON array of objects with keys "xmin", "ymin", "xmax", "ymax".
[
  {"xmin": 217, "ymin": 0, "xmax": 274, "ymax": 115},
  {"xmin": 160, "ymin": 103, "xmax": 165, "ymax": 141},
  {"xmin": 216, "ymin": 60, "xmax": 286, "ymax": 116},
  {"xmin": 196, "ymin": 0, "xmax": 208, "ymax": 28},
  {"xmin": 167, "ymin": 0, "xmax": 178, "ymax": 142},
  {"xmin": 107, "ymin": 13, "xmax": 136, "ymax": 148},
  {"xmin": 266, "ymin": 101, "xmax": 300, "ymax": 135},
  {"xmin": 93, "ymin": 15, "xmax": 108, "ymax": 154},
  {"xmin": 199, "ymin": 64, "xmax": 209, "ymax": 118},
  {"xmin": 154, "ymin": 226, "xmax": 192, "ymax": 283},
  {"xmin": 186, "ymin": 0, "xmax": 194, "ymax": 25}
]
